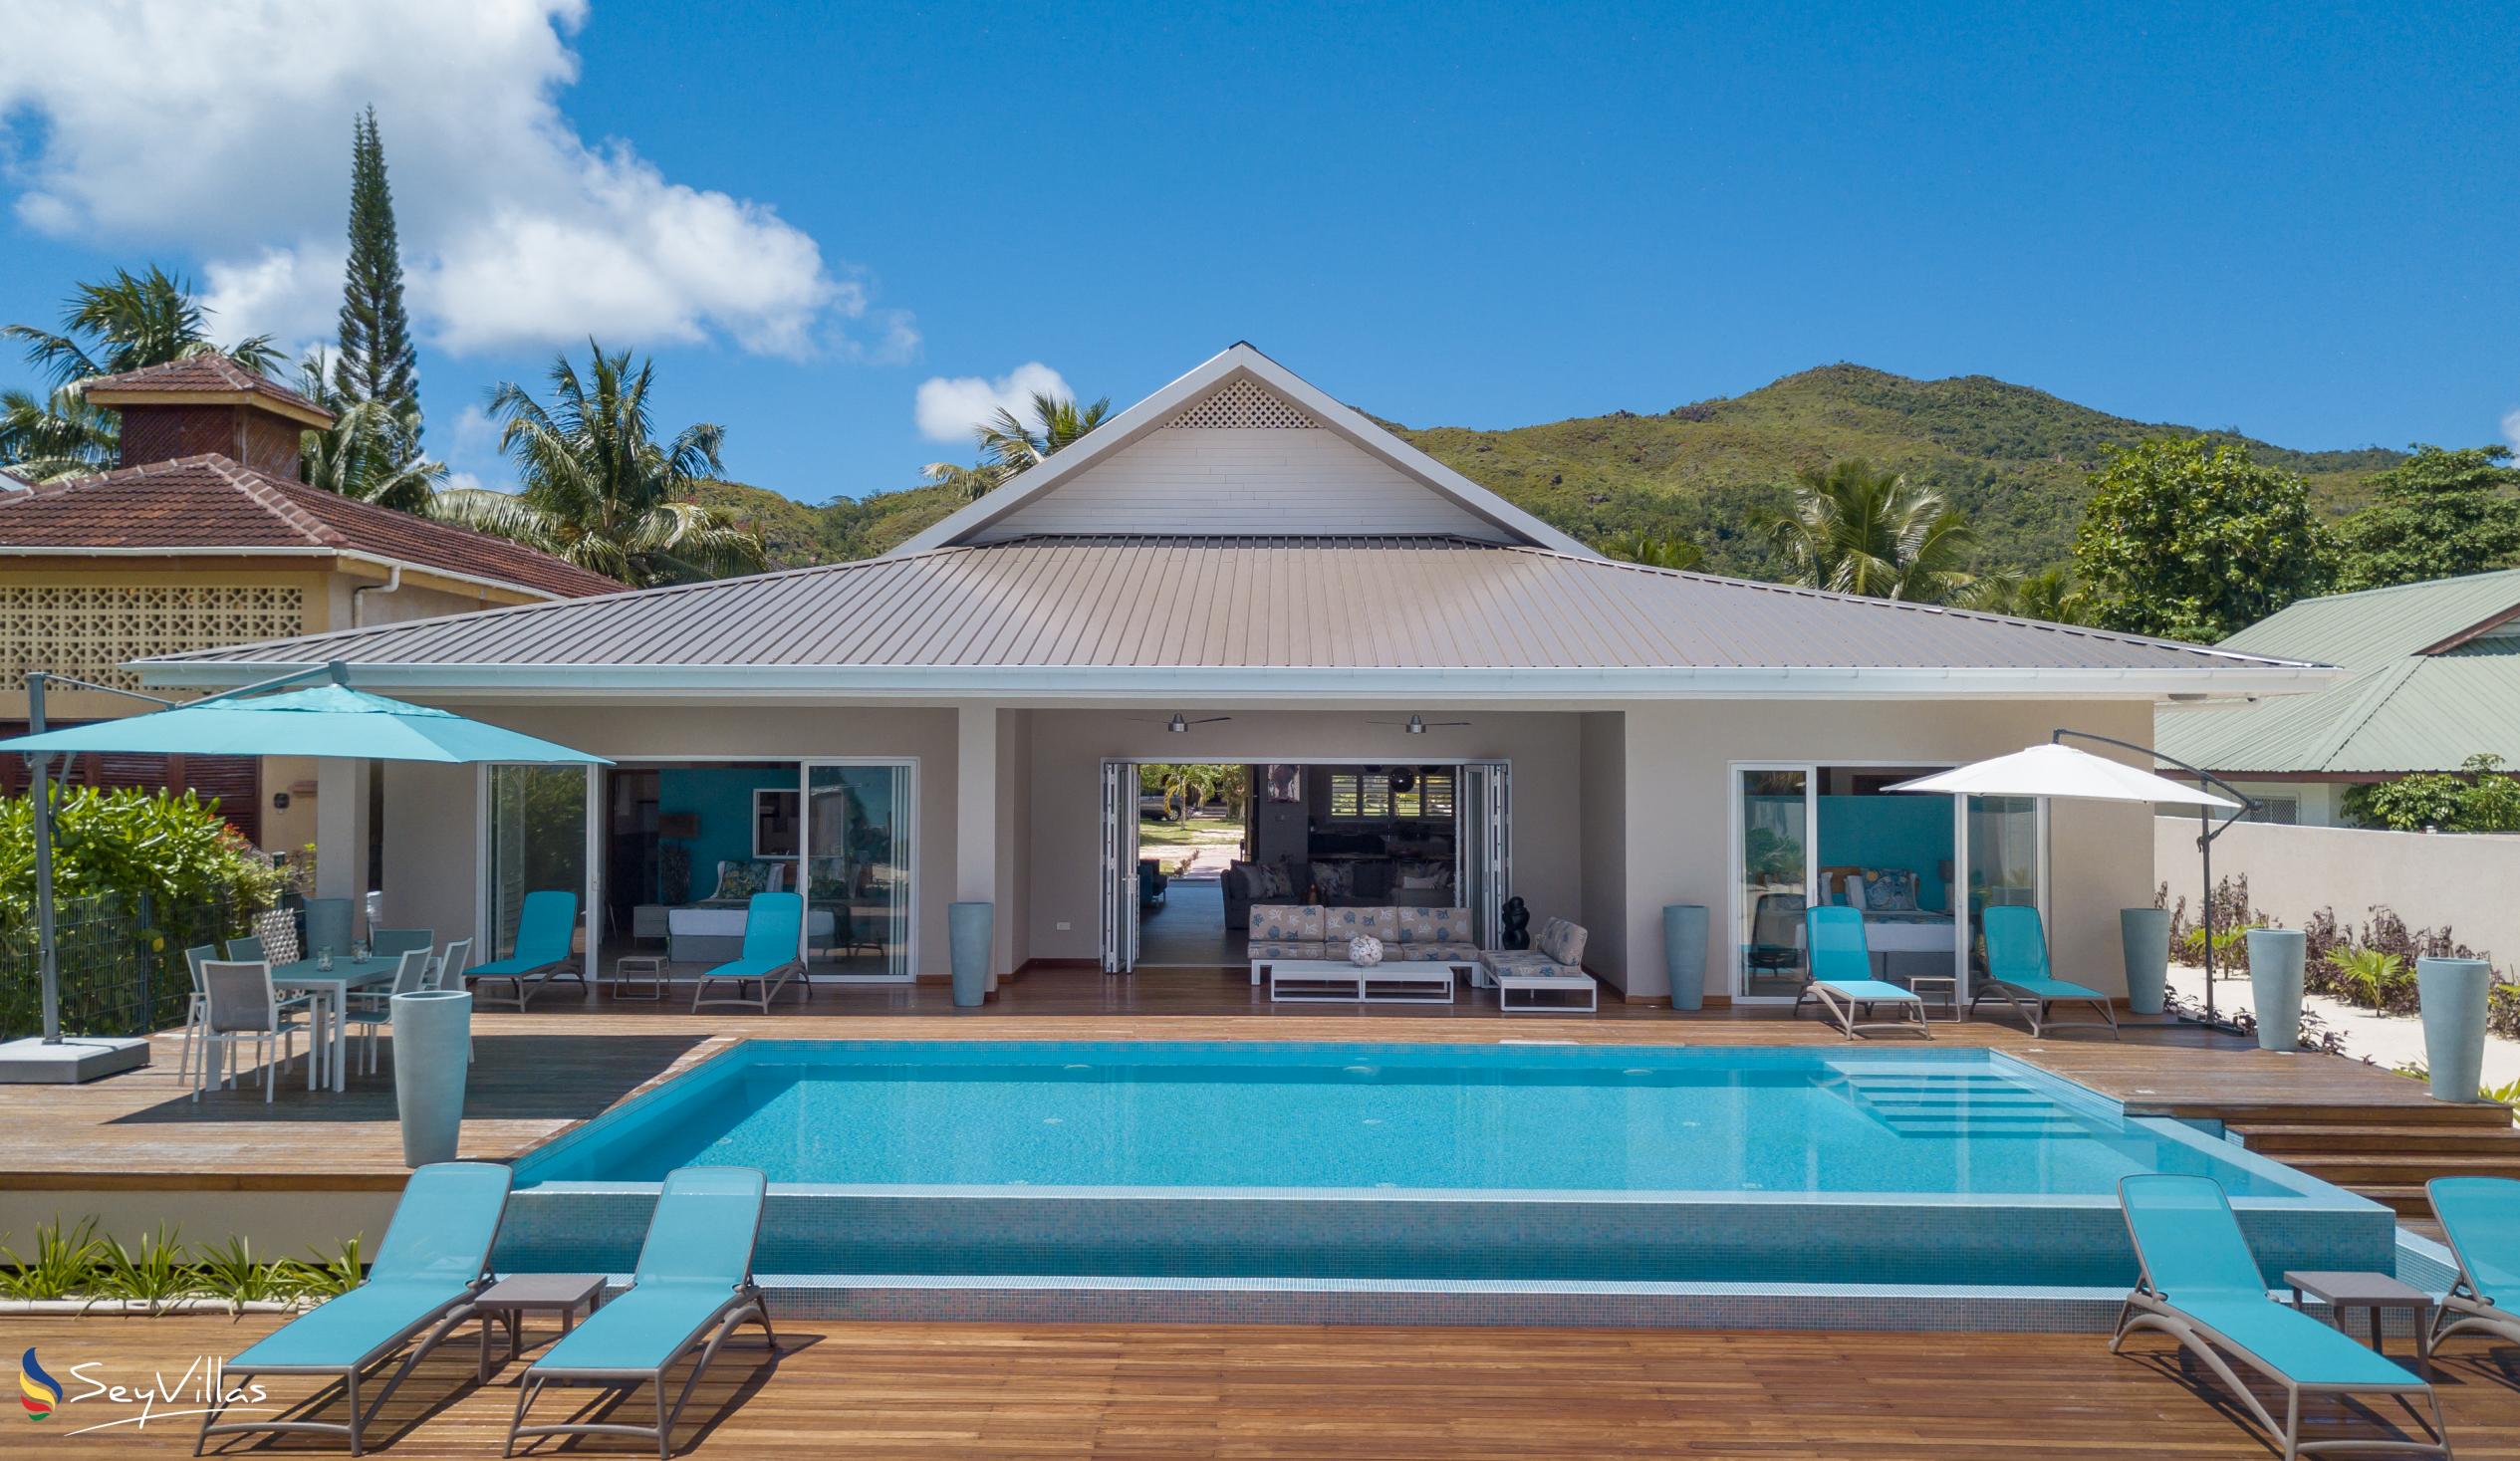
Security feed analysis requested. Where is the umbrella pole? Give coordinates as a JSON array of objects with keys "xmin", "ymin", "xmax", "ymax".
[
  {"xmin": 27, "ymin": 672, "xmax": 60, "ymax": 1045},
  {"xmin": 2199, "ymin": 801, "xmax": 2214, "ymax": 1025}
]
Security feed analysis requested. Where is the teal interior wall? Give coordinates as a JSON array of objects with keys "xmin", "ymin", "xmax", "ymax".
[
  {"xmin": 658, "ymin": 765, "xmax": 797, "ymax": 895},
  {"xmin": 1816, "ymin": 796, "xmax": 1954, "ymax": 910}
]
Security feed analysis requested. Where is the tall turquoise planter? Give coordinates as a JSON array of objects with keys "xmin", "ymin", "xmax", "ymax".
[
  {"xmin": 948, "ymin": 901, "xmax": 994, "ymax": 1008},
  {"xmin": 2119, "ymin": 908, "xmax": 2171, "ymax": 1017},
  {"xmin": 390, "ymin": 989, "xmax": 470, "ymax": 1166},
  {"xmin": 1661, "ymin": 904, "xmax": 1709, "ymax": 1012},
  {"xmin": 2246, "ymin": 929, "xmax": 2306, "ymax": 1053},
  {"xmin": 2417, "ymin": 957, "xmax": 2492, "ymax": 1102}
]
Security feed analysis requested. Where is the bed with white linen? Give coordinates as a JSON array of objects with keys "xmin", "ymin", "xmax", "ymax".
[{"xmin": 668, "ymin": 904, "xmax": 836, "ymax": 964}]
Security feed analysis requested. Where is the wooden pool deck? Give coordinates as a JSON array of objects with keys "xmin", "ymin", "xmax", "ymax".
[
  {"xmin": 16, "ymin": 1309, "xmax": 2520, "ymax": 1459},
  {"xmin": 6, "ymin": 967, "xmax": 2514, "ymax": 1209}
]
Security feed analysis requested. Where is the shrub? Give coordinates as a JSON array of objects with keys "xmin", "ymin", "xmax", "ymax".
[{"xmin": 2344, "ymin": 753, "xmax": 2520, "ymax": 832}]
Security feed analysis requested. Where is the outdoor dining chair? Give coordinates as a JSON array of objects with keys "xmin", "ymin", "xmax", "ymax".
[
  {"xmin": 179, "ymin": 942, "xmax": 217, "ymax": 1081},
  {"xmin": 429, "ymin": 936, "xmax": 473, "ymax": 993},
  {"xmin": 344, "ymin": 947, "xmax": 436, "ymax": 1076},
  {"xmin": 194, "ymin": 960, "xmax": 313, "ymax": 1103},
  {"xmin": 225, "ymin": 933, "xmax": 266, "ymax": 962},
  {"xmin": 370, "ymin": 927, "xmax": 435, "ymax": 960}
]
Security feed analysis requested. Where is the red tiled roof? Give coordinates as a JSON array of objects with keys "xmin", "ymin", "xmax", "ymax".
[
  {"xmin": 81, "ymin": 352, "xmax": 332, "ymax": 424},
  {"xmin": 0, "ymin": 454, "xmax": 623, "ymax": 599}
]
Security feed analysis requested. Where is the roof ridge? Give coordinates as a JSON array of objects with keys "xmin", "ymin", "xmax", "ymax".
[
  {"xmin": 197, "ymin": 455, "xmax": 342, "ymax": 547},
  {"xmin": 2296, "ymin": 659, "xmax": 2424, "ymax": 771}
]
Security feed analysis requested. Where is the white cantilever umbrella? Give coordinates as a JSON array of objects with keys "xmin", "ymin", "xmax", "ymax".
[{"xmin": 1889, "ymin": 732, "xmax": 2254, "ymax": 1024}]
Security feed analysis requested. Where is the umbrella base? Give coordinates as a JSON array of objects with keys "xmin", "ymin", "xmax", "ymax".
[{"xmin": 0, "ymin": 1035, "xmax": 150, "ymax": 1084}]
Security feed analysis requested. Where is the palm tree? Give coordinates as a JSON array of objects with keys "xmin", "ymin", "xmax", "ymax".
[
  {"xmin": 977, "ymin": 390, "xmax": 1113, "ymax": 478},
  {"xmin": 918, "ymin": 389, "xmax": 1112, "ymax": 504},
  {"xmin": 430, "ymin": 342, "xmax": 765, "ymax": 586},
  {"xmin": 2, "ymin": 266, "xmax": 281, "ymax": 481},
  {"xmin": 1751, "ymin": 458, "xmax": 1983, "ymax": 604},
  {"xmin": 293, "ymin": 352, "xmax": 442, "ymax": 512},
  {"xmin": 1601, "ymin": 530, "xmax": 1705, "ymax": 572},
  {"xmin": 1968, "ymin": 565, "xmax": 2086, "ymax": 624}
]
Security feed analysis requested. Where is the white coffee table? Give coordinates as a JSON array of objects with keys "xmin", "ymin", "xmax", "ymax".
[{"xmin": 1266, "ymin": 960, "xmax": 1457, "ymax": 1004}]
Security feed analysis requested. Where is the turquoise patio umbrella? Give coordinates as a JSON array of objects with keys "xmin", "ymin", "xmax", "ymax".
[
  {"xmin": 0, "ymin": 666, "xmax": 605, "ymax": 1073},
  {"xmin": 0, "ymin": 682, "xmax": 605, "ymax": 764}
]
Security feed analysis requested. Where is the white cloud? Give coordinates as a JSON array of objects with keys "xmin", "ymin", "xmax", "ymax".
[
  {"xmin": 916, "ymin": 363, "xmax": 1073, "ymax": 443},
  {"xmin": 0, "ymin": 0, "xmax": 898, "ymax": 361},
  {"xmin": 2502, "ymin": 407, "xmax": 2520, "ymax": 454}
]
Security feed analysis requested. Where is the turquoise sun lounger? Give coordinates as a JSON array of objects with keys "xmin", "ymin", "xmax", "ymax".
[
  {"xmin": 505, "ymin": 1166, "xmax": 777, "ymax": 1459},
  {"xmin": 467, "ymin": 888, "xmax": 584, "ymax": 1011},
  {"xmin": 689, "ymin": 891, "xmax": 806, "ymax": 1014},
  {"xmin": 200, "ymin": 1162, "xmax": 512, "ymax": 1456},
  {"xmin": 2428, "ymin": 1174, "xmax": 2520, "ymax": 1353},
  {"xmin": 2113, "ymin": 1174, "xmax": 2446, "ymax": 1460},
  {"xmin": 1794, "ymin": 905, "xmax": 1929, "ymax": 1040},
  {"xmin": 1971, "ymin": 904, "xmax": 2119, "ymax": 1038}
]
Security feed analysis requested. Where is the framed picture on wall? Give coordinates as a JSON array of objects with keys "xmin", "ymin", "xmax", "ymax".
[
  {"xmin": 1265, "ymin": 764, "xmax": 1303, "ymax": 803},
  {"xmin": 753, "ymin": 788, "xmax": 801, "ymax": 857}
]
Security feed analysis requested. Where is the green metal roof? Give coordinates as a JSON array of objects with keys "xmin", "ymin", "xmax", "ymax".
[{"xmin": 2158, "ymin": 568, "xmax": 2520, "ymax": 775}]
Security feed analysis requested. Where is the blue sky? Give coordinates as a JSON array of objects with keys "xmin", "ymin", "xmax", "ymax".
[{"xmin": 2, "ymin": 1, "xmax": 2514, "ymax": 503}]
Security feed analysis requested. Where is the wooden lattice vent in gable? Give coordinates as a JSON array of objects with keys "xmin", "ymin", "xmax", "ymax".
[
  {"xmin": 0, "ymin": 585, "xmax": 305, "ymax": 691},
  {"xmin": 1166, "ymin": 377, "xmax": 1321, "ymax": 430}
]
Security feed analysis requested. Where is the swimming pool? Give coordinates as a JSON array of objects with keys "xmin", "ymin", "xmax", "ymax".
[{"xmin": 497, "ymin": 1040, "xmax": 2393, "ymax": 1292}]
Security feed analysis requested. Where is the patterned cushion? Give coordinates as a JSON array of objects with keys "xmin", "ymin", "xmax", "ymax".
[
  {"xmin": 1481, "ymin": 949, "xmax": 1584, "ymax": 978},
  {"xmin": 1536, "ymin": 917, "xmax": 1588, "ymax": 967},
  {"xmin": 1862, "ymin": 869, "xmax": 1919, "ymax": 912},
  {"xmin": 1250, "ymin": 941, "xmax": 1328, "ymax": 961},
  {"xmin": 1393, "ymin": 905, "xmax": 1468, "ymax": 945},
  {"xmin": 1249, "ymin": 904, "xmax": 1325, "ymax": 942},
  {"xmin": 1325, "ymin": 905, "xmax": 1397, "ymax": 942},
  {"xmin": 1412, "ymin": 941, "xmax": 1480, "ymax": 961}
]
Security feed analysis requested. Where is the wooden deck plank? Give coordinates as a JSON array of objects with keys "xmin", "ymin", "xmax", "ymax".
[{"xmin": 13, "ymin": 1312, "xmax": 2519, "ymax": 1459}]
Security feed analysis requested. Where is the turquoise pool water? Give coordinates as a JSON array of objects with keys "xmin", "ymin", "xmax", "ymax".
[
  {"xmin": 498, "ymin": 1041, "xmax": 2392, "ymax": 1289},
  {"xmin": 520, "ymin": 1041, "xmax": 2292, "ymax": 1197}
]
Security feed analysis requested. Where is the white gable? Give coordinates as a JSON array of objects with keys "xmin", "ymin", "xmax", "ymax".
[
  {"xmin": 968, "ymin": 379, "xmax": 1515, "ymax": 544},
  {"xmin": 893, "ymin": 345, "xmax": 1593, "ymax": 556}
]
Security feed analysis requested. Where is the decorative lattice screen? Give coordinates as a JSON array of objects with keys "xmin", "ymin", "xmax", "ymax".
[
  {"xmin": 1166, "ymin": 377, "xmax": 1321, "ymax": 430},
  {"xmin": 0, "ymin": 585, "xmax": 305, "ymax": 691}
]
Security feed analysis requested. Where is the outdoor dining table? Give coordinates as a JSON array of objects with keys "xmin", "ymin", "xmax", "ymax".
[{"xmin": 268, "ymin": 955, "xmax": 400, "ymax": 1094}]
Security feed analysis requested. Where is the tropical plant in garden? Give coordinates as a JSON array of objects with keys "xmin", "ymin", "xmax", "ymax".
[
  {"xmin": 433, "ymin": 343, "xmax": 766, "ymax": 586},
  {"xmin": 331, "ymin": 108, "xmax": 421, "ymax": 434},
  {"xmin": 1751, "ymin": 458, "xmax": 1984, "ymax": 603},
  {"xmin": 2070, "ymin": 437, "xmax": 2333, "ymax": 641},
  {"xmin": 0, "ymin": 266, "xmax": 280, "ymax": 481},
  {"xmin": 2323, "ymin": 945, "xmax": 2407, "ymax": 1011},
  {"xmin": 295, "ymin": 350, "xmax": 442, "ymax": 511},
  {"xmin": 1601, "ymin": 530, "xmax": 1706, "ymax": 571},
  {"xmin": 2344, "ymin": 753, "xmax": 2520, "ymax": 833},
  {"xmin": 2333, "ymin": 444, "xmax": 2520, "ymax": 592}
]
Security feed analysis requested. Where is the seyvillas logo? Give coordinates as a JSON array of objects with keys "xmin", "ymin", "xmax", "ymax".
[{"xmin": 18, "ymin": 1347, "xmax": 63, "ymax": 1421}]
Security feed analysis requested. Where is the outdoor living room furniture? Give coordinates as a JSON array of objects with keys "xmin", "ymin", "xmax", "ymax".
[
  {"xmin": 1266, "ymin": 959, "xmax": 1456, "ymax": 1003},
  {"xmin": 506, "ymin": 1165, "xmax": 778, "ymax": 1461},
  {"xmin": 1477, "ymin": 916, "xmax": 1598, "ymax": 1013},
  {"xmin": 2111, "ymin": 1173, "xmax": 2448, "ymax": 1460},
  {"xmin": 690, "ymin": 890, "xmax": 807, "ymax": 1013},
  {"xmin": 193, "ymin": 958, "xmax": 310, "ymax": 1102},
  {"xmin": 473, "ymin": 1272, "xmax": 609, "ymax": 1382},
  {"xmin": 203, "ymin": 1161, "xmax": 513, "ymax": 1457},
  {"xmin": 1138, "ymin": 857, "xmax": 1168, "ymax": 909},
  {"xmin": 1247, "ymin": 903, "xmax": 1480, "ymax": 984},
  {"xmin": 1795, "ymin": 905, "xmax": 1929, "ymax": 1040},
  {"xmin": 468, "ymin": 889, "xmax": 584, "ymax": 1012},
  {"xmin": 1973, "ymin": 904, "xmax": 2119, "ymax": 1039},
  {"xmin": 2426, "ymin": 1175, "xmax": 2520, "ymax": 1353}
]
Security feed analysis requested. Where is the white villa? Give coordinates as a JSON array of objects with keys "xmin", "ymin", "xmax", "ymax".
[{"xmin": 140, "ymin": 345, "xmax": 2335, "ymax": 1009}]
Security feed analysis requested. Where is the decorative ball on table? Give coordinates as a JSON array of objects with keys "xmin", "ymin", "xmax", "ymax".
[{"xmin": 1348, "ymin": 935, "xmax": 1385, "ymax": 968}]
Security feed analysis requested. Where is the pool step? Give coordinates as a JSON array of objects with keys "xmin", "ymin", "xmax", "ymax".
[
  {"xmin": 2240, "ymin": 1123, "xmax": 2512, "ymax": 1156},
  {"xmin": 1832, "ymin": 1073, "xmax": 2086, "ymax": 1136},
  {"xmin": 2228, "ymin": 1109, "xmax": 2520, "ymax": 1216}
]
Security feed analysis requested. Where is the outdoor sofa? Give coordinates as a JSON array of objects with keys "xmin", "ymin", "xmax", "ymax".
[{"xmin": 1247, "ymin": 903, "xmax": 1480, "ymax": 983}]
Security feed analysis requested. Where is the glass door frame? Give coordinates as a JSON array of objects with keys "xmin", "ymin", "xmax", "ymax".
[
  {"xmin": 1725, "ymin": 759, "xmax": 2040, "ymax": 1004},
  {"xmin": 484, "ymin": 755, "xmax": 921, "ymax": 988},
  {"xmin": 800, "ymin": 757, "xmax": 920, "ymax": 984}
]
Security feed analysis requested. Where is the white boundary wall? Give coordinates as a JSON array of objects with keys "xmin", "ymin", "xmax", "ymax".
[{"xmin": 2157, "ymin": 818, "xmax": 2520, "ymax": 971}]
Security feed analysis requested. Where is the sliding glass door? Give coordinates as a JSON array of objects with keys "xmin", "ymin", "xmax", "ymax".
[
  {"xmin": 802, "ymin": 761, "xmax": 915, "ymax": 982},
  {"xmin": 1736, "ymin": 768, "xmax": 1811, "ymax": 998},
  {"xmin": 485, "ymin": 764, "xmax": 590, "ymax": 961}
]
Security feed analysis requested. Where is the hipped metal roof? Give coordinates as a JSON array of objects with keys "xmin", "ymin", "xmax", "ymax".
[
  {"xmin": 2157, "ymin": 568, "xmax": 2520, "ymax": 774},
  {"xmin": 142, "ymin": 536, "xmax": 2331, "ymax": 700}
]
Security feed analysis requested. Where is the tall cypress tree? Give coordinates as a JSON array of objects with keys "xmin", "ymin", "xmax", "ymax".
[{"xmin": 333, "ymin": 107, "xmax": 419, "ymax": 439}]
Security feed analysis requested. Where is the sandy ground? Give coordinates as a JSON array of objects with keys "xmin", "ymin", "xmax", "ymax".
[{"xmin": 2166, "ymin": 960, "xmax": 2520, "ymax": 1091}]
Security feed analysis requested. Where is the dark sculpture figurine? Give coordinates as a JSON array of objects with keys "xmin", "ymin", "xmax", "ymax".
[{"xmin": 1500, "ymin": 895, "xmax": 1531, "ymax": 950}]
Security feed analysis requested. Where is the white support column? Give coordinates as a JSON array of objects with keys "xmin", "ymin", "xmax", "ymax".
[
  {"xmin": 313, "ymin": 757, "xmax": 372, "ymax": 910},
  {"xmin": 955, "ymin": 704, "xmax": 1001, "ymax": 992}
]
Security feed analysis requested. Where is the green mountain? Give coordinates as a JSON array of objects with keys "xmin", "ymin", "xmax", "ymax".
[
  {"xmin": 694, "ymin": 365, "xmax": 2407, "ymax": 577},
  {"xmin": 1393, "ymin": 365, "xmax": 2402, "ymax": 578}
]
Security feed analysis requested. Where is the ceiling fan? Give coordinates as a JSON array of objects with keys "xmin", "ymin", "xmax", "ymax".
[
  {"xmin": 1125, "ymin": 713, "xmax": 1233, "ymax": 734},
  {"xmin": 1367, "ymin": 713, "xmax": 1470, "ymax": 736}
]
